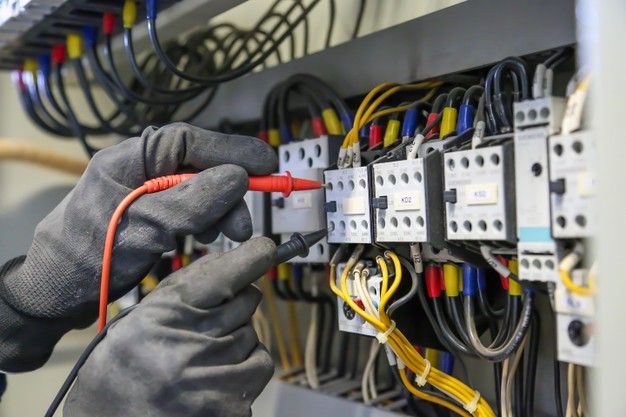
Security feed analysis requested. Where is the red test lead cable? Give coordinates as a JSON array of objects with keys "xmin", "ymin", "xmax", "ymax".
[{"xmin": 98, "ymin": 172, "xmax": 322, "ymax": 331}]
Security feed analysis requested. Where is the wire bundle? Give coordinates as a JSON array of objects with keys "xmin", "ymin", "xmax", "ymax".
[
  {"xmin": 13, "ymin": 0, "xmax": 348, "ymax": 157},
  {"xmin": 330, "ymin": 246, "xmax": 496, "ymax": 417}
]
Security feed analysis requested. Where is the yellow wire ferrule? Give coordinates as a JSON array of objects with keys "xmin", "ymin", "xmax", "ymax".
[
  {"xmin": 425, "ymin": 348, "xmax": 440, "ymax": 368},
  {"xmin": 508, "ymin": 259, "xmax": 523, "ymax": 296},
  {"xmin": 23, "ymin": 59, "xmax": 37, "ymax": 75},
  {"xmin": 66, "ymin": 34, "xmax": 83, "ymax": 59},
  {"xmin": 383, "ymin": 119, "xmax": 400, "ymax": 147},
  {"xmin": 440, "ymin": 106, "xmax": 458, "ymax": 138},
  {"xmin": 443, "ymin": 263, "xmax": 460, "ymax": 297},
  {"xmin": 268, "ymin": 128, "xmax": 281, "ymax": 147},
  {"xmin": 322, "ymin": 108, "xmax": 344, "ymax": 135},
  {"xmin": 277, "ymin": 263, "xmax": 290, "ymax": 281},
  {"xmin": 123, "ymin": 0, "xmax": 137, "ymax": 29}
]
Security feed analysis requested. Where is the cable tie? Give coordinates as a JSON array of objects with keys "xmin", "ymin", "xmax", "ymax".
[
  {"xmin": 415, "ymin": 359, "xmax": 431, "ymax": 387},
  {"xmin": 463, "ymin": 390, "xmax": 481, "ymax": 414},
  {"xmin": 376, "ymin": 321, "xmax": 396, "ymax": 344},
  {"xmin": 396, "ymin": 356, "xmax": 405, "ymax": 370}
]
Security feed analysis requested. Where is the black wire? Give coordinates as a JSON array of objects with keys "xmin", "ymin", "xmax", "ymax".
[
  {"xmin": 146, "ymin": 0, "xmax": 321, "ymax": 85},
  {"xmin": 554, "ymin": 352, "xmax": 565, "ymax": 417},
  {"xmin": 326, "ymin": 0, "xmax": 336, "ymax": 47},
  {"xmin": 123, "ymin": 28, "xmax": 207, "ymax": 96},
  {"xmin": 524, "ymin": 309, "xmax": 540, "ymax": 417},
  {"xmin": 44, "ymin": 305, "xmax": 138, "ymax": 417},
  {"xmin": 54, "ymin": 64, "xmax": 102, "ymax": 156},
  {"xmin": 352, "ymin": 0, "xmax": 366, "ymax": 39}
]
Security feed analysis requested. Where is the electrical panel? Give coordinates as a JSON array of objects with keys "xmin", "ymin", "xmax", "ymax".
[
  {"xmin": 372, "ymin": 153, "xmax": 444, "ymax": 247},
  {"xmin": 272, "ymin": 136, "xmax": 342, "ymax": 263},
  {"xmin": 324, "ymin": 167, "xmax": 372, "ymax": 244},
  {"xmin": 513, "ymin": 98, "xmax": 565, "ymax": 282},
  {"xmin": 443, "ymin": 143, "xmax": 516, "ymax": 242},
  {"xmin": 549, "ymin": 131, "xmax": 596, "ymax": 239},
  {"xmin": 555, "ymin": 269, "xmax": 595, "ymax": 367},
  {"xmin": 335, "ymin": 263, "xmax": 379, "ymax": 337}
]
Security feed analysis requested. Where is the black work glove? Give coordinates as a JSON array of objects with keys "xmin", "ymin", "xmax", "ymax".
[
  {"xmin": 64, "ymin": 237, "xmax": 276, "ymax": 417},
  {"xmin": 0, "ymin": 123, "xmax": 277, "ymax": 372}
]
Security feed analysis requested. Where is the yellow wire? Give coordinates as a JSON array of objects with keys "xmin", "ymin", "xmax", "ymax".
[
  {"xmin": 331, "ymin": 250, "xmax": 496, "ymax": 417},
  {"xmin": 342, "ymin": 81, "xmax": 442, "ymax": 151},
  {"xmin": 400, "ymin": 370, "xmax": 472, "ymax": 417},
  {"xmin": 560, "ymin": 269, "xmax": 595, "ymax": 297},
  {"xmin": 260, "ymin": 276, "xmax": 291, "ymax": 371}
]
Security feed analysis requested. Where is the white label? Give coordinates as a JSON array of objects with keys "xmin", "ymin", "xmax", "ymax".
[
  {"xmin": 393, "ymin": 191, "xmax": 421, "ymax": 211},
  {"xmin": 464, "ymin": 183, "xmax": 499, "ymax": 205},
  {"xmin": 291, "ymin": 192, "xmax": 313, "ymax": 209},
  {"xmin": 342, "ymin": 197, "xmax": 366, "ymax": 215},
  {"xmin": 577, "ymin": 172, "xmax": 595, "ymax": 197}
]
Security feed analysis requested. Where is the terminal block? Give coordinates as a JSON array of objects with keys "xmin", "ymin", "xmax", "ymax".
[
  {"xmin": 372, "ymin": 154, "xmax": 444, "ymax": 247},
  {"xmin": 324, "ymin": 167, "xmax": 372, "ymax": 244},
  {"xmin": 549, "ymin": 131, "xmax": 595, "ymax": 239},
  {"xmin": 513, "ymin": 96, "xmax": 565, "ymax": 133},
  {"xmin": 514, "ymin": 98, "xmax": 565, "ymax": 281},
  {"xmin": 335, "ymin": 263, "xmax": 380, "ymax": 337},
  {"xmin": 272, "ymin": 136, "xmax": 342, "ymax": 262},
  {"xmin": 443, "ymin": 142, "xmax": 516, "ymax": 242},
  {"xmin": 555, "ymin": 269, "xmax": 595, "ymax": 367},
  {"xmin": 514, "ymin": 126, "xmax": 559, "ymax": 281}
]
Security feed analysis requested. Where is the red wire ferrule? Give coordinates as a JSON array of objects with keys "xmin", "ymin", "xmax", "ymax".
[
  {"xmin": 426, "ymin": 112, "xmax": 440, "ymax": 138},
  {"xmin": 51, "ymin": 45, "xmax": 66, "ymax": 65},
  {"xmin": 103, "ymin": 12, "xmax": 116, "ymax": 35},
  {"xmin": 369, "ymin": 124, "xmax": 383, "ymax": 149},
  {"xmin": 258, "ymin": 130, "xmax": 269, "ymax": 143},
  {"xmin": 311, "ymin": 117, "xmax": 327, "ymax": 137},
  {"xmin": 425, "ymin": 265, "xmax": 441, "ymax": 298},
  {"xmin": 496, "ymin": 255, "xmax": 510, "ymax": 290}
]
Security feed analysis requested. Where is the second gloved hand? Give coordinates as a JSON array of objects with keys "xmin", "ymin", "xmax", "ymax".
[
  {"xmin": 0, "ymin": 123, "xmax": 277, "ymax": 371},
  {"xmin": 64, "ymin": 237, "xmax": 276, "ymax": 417}
]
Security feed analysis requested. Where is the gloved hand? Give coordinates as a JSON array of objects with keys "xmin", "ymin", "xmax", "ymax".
[
  {"xmin": 64, "ymin": 237, "xmax": 276, "ymax": 417},
  {"xmin": 0, "ymin": 123, "xmax": 277, "ymax": 371}
]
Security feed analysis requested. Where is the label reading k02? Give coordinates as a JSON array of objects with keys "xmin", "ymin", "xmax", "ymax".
[
  {"xmin": 464, "ymin": 183, "xmax": 499, "ymax": 205},
  {"xmin": 393, "ymin": 191, "xmax": 421, "ymax": 211}
]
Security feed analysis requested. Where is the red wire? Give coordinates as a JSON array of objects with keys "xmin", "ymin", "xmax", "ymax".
[
  {"xmin": 97, "ymin": 172, "xmax": 321, "ymax": 331},
  {"xmin": 98, "ymin": 185, "xmax": 148, "ymax": 331}
]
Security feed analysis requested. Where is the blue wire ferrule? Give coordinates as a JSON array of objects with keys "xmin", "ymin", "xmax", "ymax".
[
  {"xmin": 476, "ymin": 268, "xmax": 487, "ymax": 291},
  {"xmin": 457, "ymin": 104, "xmax": 475, "ymax": 133},
  {"xmin": 340, "ymin": 111, "xmax": 353, "ymax": 133},
  {"xmin": 359, "ymin": 122, "xmax": 370, "ymax": 138},
  {"xmin": 36, "ymin": 54, "xmax": 50, "ymax": 76},
  {"xmin": 440, "ymin": 352, "xmax": 455, "ymax": 375},
  {"xmin": 146, "ymin": 0, "xmax": 157, "ymax": 20},
  {"xmin": 293, "ymin": 264, "xmax": 303, "ymax": 280},
  {"xmin": 82, "ymin": 26, "xmax": 98, "ymax": 47},
  {"xmin": 462, "ymin": 264, "xmax": 478, "ymax": 297},
  {"xmin": 401, "ymin": 107, "xmax": 418, "ymax": 138},
  {"xmin": 279, "ymin": 126, "xmax": 292, "ymax": 144}
]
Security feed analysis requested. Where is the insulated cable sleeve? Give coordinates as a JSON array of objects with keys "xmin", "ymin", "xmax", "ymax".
[{"xmin": 0, "ymin": 139, "xmax": 87, "ymax": 175}]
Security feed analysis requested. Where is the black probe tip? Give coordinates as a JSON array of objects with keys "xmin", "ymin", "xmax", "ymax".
[{"xmin": 275, "ymin": 229, "xmax": 328, "ymax": 264}]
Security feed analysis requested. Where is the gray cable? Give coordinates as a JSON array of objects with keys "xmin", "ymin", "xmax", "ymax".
[{"xmin": 464, "ymin": 292, "xmax": 533, "ymax": 362}]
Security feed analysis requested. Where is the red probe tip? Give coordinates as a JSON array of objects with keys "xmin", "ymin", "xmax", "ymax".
[{"xmin": 248, "ymin": 171, "xmax": 322, "ymax": 197}]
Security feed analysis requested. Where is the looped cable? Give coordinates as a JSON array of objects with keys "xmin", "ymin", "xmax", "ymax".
[
  {"xmin": 415, "ymin": 359, "xmax": 431, "ymax": 387},
  {"xmin": 464, "ymin": 390, "xmax": 481, "ymax": 414},
  {"xmin": 376, "ymin": 320, "xmax": 396, "ymax": 344}
]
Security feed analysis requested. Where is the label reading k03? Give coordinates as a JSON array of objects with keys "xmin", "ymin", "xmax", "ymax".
[
  {"xmin": 464, "ymin": 183, "xmax": 499, "ymax": 205},
  {"xmin": 393, "ymin": 191, "xmax": 421, "ymax": 211}
]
